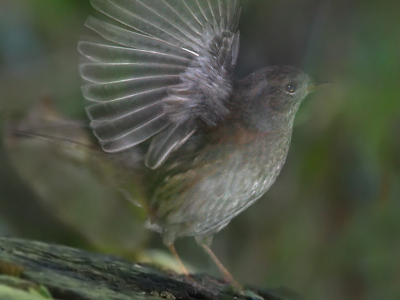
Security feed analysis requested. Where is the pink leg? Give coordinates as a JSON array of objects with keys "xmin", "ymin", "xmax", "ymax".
[
  {"xmin": 200, "ymin": 244, "xmax": 242, "ymax": 290},
  {"xmin": 167, "ymin": 244, "xmax": 190, "ymax": 277}
]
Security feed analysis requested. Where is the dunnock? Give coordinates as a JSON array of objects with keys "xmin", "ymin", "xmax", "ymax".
[{"xmin": 79, "ymin": 0, "xmax": 321, "ymax": 285}]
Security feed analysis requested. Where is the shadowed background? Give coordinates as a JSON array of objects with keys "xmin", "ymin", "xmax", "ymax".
[{"xmin": 0, "ymin": 1, "xmax": 399, "ymax": 300}]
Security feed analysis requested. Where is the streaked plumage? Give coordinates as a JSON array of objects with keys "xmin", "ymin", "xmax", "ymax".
[{"xmin": 79, "ymin": 0, "xmax": 318, "ymax": 282}]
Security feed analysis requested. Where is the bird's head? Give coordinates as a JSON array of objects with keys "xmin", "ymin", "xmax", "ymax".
[{"xmin": 236, "ymin": 66, "xmax": 321, "ymax": 132}]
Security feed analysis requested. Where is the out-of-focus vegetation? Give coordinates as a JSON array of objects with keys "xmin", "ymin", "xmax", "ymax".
[{"xmin": 0, "ymin": 1, "xmax": 399, "ymax": 299}]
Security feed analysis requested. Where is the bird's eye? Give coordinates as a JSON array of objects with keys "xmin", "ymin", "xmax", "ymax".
[{"xmin": 286, "ymin": 84, "xmax": 296, "ymax": 93}]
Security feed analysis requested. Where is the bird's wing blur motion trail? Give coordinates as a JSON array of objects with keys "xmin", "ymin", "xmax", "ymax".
[
  {"xmin": 79, "ymin": 0, "xmax": 241, "ymax": 169},
  {"xmin": 4, "ymin": 97, "xmax": 94, "ymax": 152}
]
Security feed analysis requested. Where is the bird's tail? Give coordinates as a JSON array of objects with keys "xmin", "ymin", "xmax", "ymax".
[{"xmin": 3, "ymin": 97, "xmax": 147, "ymax": 209}]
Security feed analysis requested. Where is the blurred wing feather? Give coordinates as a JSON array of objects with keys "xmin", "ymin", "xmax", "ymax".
[{"xmin": 79, "ymin": 0, "xmax": 241, "ymax": 168}]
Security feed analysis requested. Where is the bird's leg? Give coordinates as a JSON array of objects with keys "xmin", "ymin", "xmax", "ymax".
[
  {"xmin": 167, "ymin": 244, "xmax": 190, "ymax": 277},
  {"xmin": 200, "ymin": 243, "xmax": 265, "ymax": 298},
  {"xmin": 195, "ymin": 235, "xmax": 242, "ymax": 290},
  {"xmin": 200, "ymin": 243, "xmax": 242, "ymax": 290}
]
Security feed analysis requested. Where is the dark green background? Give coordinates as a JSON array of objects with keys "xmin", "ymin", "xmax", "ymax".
[{"xmin": 0, "ymin": 1, "xmax": 399, "ymax": 299}]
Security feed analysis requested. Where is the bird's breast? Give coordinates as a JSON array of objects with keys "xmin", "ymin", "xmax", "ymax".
[{"xmin": 149, "ymin": 126, "xmax": 292, "ymax": 239}]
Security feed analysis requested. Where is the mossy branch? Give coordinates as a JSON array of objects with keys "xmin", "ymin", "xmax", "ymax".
[{"xmin": 0, "ymin": 237, "xmax": 303, "ymax": 300}]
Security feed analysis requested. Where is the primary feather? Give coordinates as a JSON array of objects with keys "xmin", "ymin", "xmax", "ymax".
[{"xmin": 79, "ymin": 0, "xmax": 241, "ymax": 168}]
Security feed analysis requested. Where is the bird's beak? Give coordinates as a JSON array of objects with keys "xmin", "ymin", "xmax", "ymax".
[{"xmin": 308, "ymin": 80, "xmax": 331, "ymax": 93}]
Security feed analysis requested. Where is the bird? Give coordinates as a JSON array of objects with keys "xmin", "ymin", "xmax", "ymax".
[{"xmin": 78, "ymin": 0, "xmax": 321, "ymax": 286}]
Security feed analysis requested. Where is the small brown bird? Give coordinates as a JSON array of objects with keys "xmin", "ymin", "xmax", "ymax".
[{"xmin": 79, "ymin": 0, "xmax": 321, "ymax": 285}]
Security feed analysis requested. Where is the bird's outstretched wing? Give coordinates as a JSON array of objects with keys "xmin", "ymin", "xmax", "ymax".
[{"xmin": 79, "ymin": 0, "xmax": 241, "ymax": 169}]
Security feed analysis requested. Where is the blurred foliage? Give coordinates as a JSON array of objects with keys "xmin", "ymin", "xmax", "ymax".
[{"xmin": 0, "ymin": 1, "xmax": 399, "ymax": 300}]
